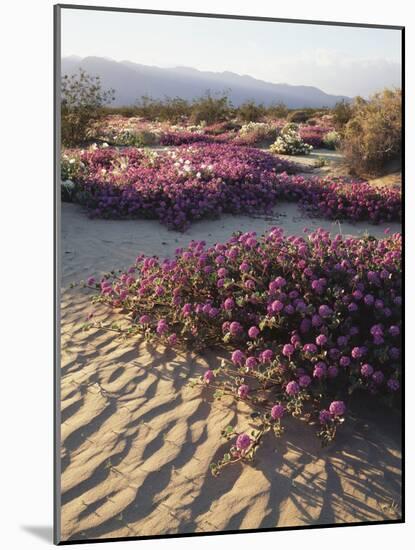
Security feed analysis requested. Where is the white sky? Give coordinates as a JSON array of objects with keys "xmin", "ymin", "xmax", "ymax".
[{"xmin": 61, "ymin": 8, "xmax": 402, "ymax": 97}]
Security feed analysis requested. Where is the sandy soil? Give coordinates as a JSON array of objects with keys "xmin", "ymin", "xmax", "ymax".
[
  {"xmin": 273, "ymin": 149, "xmax": 402, "ymax": 184},
  {"xmin": 61, "ymin": 202, "xmax": 400, "ymax": 287},
  {"xmin": 60, "ymin": 202, "xmax": 402, "ymax": 542}
]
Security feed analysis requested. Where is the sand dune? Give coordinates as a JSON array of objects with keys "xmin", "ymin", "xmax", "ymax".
[{"xmin": 59, "ymin": 202, "xmax": 402, "ymax": 542}]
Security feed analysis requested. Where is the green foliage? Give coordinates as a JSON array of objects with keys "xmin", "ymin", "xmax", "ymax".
[
  {"xmin": 111, "ymin": 129, "xmax": 158, "ymax": 147},
  {"xmin": 287, "ymin": 110, "xmax": 310, "ymax": 123},
  {"xmin": 332, "ymin": 99, "xmax": 353, "ymax": 127},
  {"xmin": 101, "ymin": 105, "xmax": 137, "ymax": 118},
  {"xmin": 267, "ymin": 102, "xmax": 289, "ymax": 119},
  {"xmin": 342, "ymin": 89, "xmax": 402, "ymax": 176},
  {"xmin": 191, "ymin": 92, "xmax": 233, "ymax": 124},
  {"xmin": 239, "ymin": 121, "xmax": 278, "ymax": 143},
  {"xmin": 237, "ymin": 100, "xmax": 266, "ymax": 122},
  {"xmin": 95, "ymin": 98, "xmax": 330, "ymax": 127},
  {"xmin": 322, "ymin": 130, "xmax": 341, "ymax": 150},
  {"xmin": 61, "ymin": 69, "xmax": 115, "ymax": 146},
  {"xmin": 134, "ymin": 95, "xmax": 191, "ymax": 123},
  {"xmin": 131, "ymin": 92, "xmax": 234, "ymax": 125}
]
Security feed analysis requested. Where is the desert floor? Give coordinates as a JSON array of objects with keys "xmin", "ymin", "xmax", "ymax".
[{"xmin": 60, "ymin": 196, "xmax": 402, "ymax": 542}]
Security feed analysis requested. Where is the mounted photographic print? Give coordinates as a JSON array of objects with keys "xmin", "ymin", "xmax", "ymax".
[{"xmin": 54, "ymin": 4, "xmax": 404, "ymax": 544}]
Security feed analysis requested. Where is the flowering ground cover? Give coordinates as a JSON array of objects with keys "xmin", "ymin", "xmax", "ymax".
[
  {"xmin": 89, "ymin": 115, "xmax": 335, "ymax": 149},
  {"xmin": 90, "ymin": 115, "xmax": 244, "ymax": 147},
  {"xmin": 61, "ymin": 143, "xmax": 299, "ymax": 230},
  {"xmin": 270, "ymin": 125, "xmax": 314, "ymax": 155},
  {"xmin": 62, "ymin": 144, "xmax": 401, "ymax": 229},
  {"xmin": 159, "ymin": 131, "xmax": 233, "ymax": 146},
  {"xmin": 81, "ymin": 227, "xmax": 401, "ymax": 475},
  {"xmin": 89, "ymin": 115, "xmax": 163, "ymax": 146},
  {"xmin": 298, "ymin": 125, "xmax": 334, "ymax": 148},
  {"xmin": 277, "ymin": 174, "xmax": 401, "ymax": 224}
]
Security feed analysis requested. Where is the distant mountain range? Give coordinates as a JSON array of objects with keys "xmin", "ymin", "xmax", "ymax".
[{"xmin": 61, "ymin": 56, "xmax": 351, "ymax": 108}]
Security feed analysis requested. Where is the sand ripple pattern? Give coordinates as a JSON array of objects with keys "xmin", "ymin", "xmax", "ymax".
[
  {"xmin": 60, "ymin": 290, "xmax": 401, "ymax": 541},
  {"xmin": 60, "ymin": 204, "xmax": 401, "ymax": 541}
]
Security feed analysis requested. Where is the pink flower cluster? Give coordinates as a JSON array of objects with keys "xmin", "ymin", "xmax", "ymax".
[
  {"xmin": 298, "ymin": 125, "xmax": 333, "ymax": 148},
  {"xmin": 159, "ymin": 131, "xmax": 231, "ymax": 146},
  {"xmin": 277, "ymin": 173, "xmax": 401, "ymax": 224},
  {"xmin": 87, "ymin": 227, "xmax": 401, "ymax": 441},
  {"xmin": 64, "ymin": 144, "xmax": 298, "ymax": 230},
  {"xmin": 63, "ymin": 145, "xmax": 401, "ymax": 229}
]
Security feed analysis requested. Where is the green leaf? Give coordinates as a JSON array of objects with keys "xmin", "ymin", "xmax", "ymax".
[{"xmin": 259, "ymin": 319, "xmax": 268, "ymax": 331}]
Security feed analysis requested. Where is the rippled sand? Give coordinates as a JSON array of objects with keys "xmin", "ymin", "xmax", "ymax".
[{"xmin": 59, "ymin": 202, "xmax": 402, "ymax": 542}]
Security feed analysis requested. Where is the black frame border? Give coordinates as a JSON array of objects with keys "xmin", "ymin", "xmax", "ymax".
[{"xmin": 53, "ymin": 3, "xmax": 405, "ymax": 545}]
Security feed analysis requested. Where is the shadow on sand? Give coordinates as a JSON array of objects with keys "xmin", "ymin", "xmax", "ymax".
[{"xmin": 59, "ymin": 300, "xmax": 402, "ymax": 542}]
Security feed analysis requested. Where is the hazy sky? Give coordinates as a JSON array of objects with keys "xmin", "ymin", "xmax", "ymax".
[{"xmin": 61, "ymin": 8, "xmax": 402, "ymax": 97}]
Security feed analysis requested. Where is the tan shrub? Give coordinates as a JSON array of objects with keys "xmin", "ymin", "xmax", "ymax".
[
  {"xmin": 287, "ymin": 110, "xmax": 309, "ymax": 123},
  {"xmin": 342, "ymin": 89, "xmax": 401, "ymax": 176}
]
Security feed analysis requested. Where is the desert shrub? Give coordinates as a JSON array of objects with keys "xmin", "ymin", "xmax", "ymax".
[
  {"xmin": 237, "ymin": 100, "xmax": 266, "ymax": 122},
  {"xmin": 266, "ymin": 102, "xmax": 289, "ymax": 119},
  {"xmin": 134, "ymin": 95, "xmax": 191, "ymax": 123},
  {"xmin": 287, "ymin": 110, "xmax": 310, "ymax": 123},
  {"xmin": 82, "ymin": 227, "xmax": 401, "ymax": 474},
  {"xmin": 133, "ymin": 95, "xmax": 160, "ymax": 120},
  {"xmin": 104, "ymin": 129, "xmax": 159, "ymax": 147},
  {"xmin": 100, "ymin": 106, "xmax": 139, "ymax": 118},
  {"xmin": 120, "ymin": 130, "xmax": 159, "ymax": 147},
  {"xmin": 342, "ymin": 89, "xmax": 402, "ymax": 175},
  {"xmin": 87, "ymin": 115, "xmax": 165, "ymax": 147},
  {"xmin": 162, "ymin": 97, "xmax": 191, "ymax": 122},
  {"xmin": 323, "ymin": 130, "xmax": 341, "ymax": 150},
  {"xmin": 270, "ymin": 124, "xmax": 313, "ymax": 155},
  {"xmin": 332, "ymin": 99, "xmax": 353, "ymax": 128},
  {"xmin": 135, "ymin": 130, "xmax": 159, "ymax": 146},
  {"xmin": 61, "ymin": 69, "xmax": 115, "ymax": 146},
  {"xmin": 238, "ymin": 121, "xmax": 278, "ymax": 143},
  {"xmin": 191, "ymin": 93, "xmax": 233, "ymax": 125}
]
